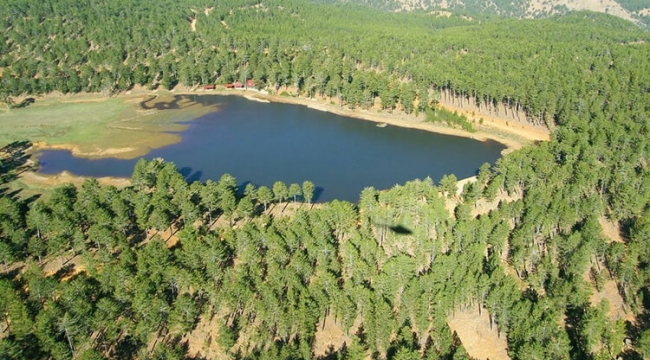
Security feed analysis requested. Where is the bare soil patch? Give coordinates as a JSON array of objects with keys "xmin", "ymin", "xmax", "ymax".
[
  {"xmin": 447, "ymin": 307, "xmax": 510, "ymax": 360},
  {"xmin": 590, "ymin": 280, "xmax": 634, "ymax": 321},
  {"xmin": 436, "ymin": 98, "xmax": 550, "ymax": 150},
  {"xmin": 183, "ymin": 312, "xmax": 226, "ymax": 359},
  {"xmin": 146, "ymin": 226, "xmax": 180, "ymax": 248},
  {"xmin": 473, "ymin": 190, "xmax": 522, "ymax": 218},
  {"xmin": 313, "ymin": 313, "xmax": 357, "ymax": 358},
  {"xmin": 32, "ymin": 141, "xmax": 140, "ymax": 159},
  {"xmin": 19, "ymin": 170, "xmax": 130, "ymax": 188},
  {"xmin": 43, "ymin": 254, "xmax": 84, "ymax": 278},
  {"xmin": 528, "ymin": 0, "xmax": 636, "ymax": 23},
  {"xmin": 598, "ymin": 216, "xmax": 625, "ymax": 243},
  {"xmin": 267, "ymin": 201, "xmax": 317, "ymax": 218}
]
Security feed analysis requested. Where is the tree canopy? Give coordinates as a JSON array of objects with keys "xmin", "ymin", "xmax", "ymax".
[{"xmin": 1, "ymin": 0, "xmax": 650, "ymax": 358}]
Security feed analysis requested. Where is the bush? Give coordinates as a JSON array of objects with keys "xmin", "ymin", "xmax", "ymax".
[{"xmin": 425, "ymin": 107, "xmax": 475, "ymax": 132}]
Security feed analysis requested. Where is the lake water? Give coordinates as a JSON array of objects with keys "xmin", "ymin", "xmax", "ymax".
[{"xmin": 36, "ymin": 95, "xmax": 505, "ymax": 202}]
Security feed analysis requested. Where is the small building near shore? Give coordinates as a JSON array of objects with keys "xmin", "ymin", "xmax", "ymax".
[{"xmin": 204, "ymin": 84, "xmax": 215, "ymax": 90}]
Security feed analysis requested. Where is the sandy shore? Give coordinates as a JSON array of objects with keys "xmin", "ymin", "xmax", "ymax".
[
  {"xmin": 20, "ymin": 170, "xmax": 131, "ymax": 188},
  {"xmin": 31, "ymin": 141, "xmax": 147, "ymax": 159}
]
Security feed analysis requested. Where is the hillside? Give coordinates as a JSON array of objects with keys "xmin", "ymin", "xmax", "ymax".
[
  {"xmin": 310, "ymin": 0, "xmax": 650, "ymax": 26},
  {"xmin": 1, "ymin": 0, "xmax": 650, "ymax": 359}
]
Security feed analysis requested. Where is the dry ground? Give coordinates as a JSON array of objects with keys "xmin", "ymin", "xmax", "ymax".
[
  {"xmin": 447, "ymin": 307, "xmax": 510, "ymax": 360},
  {"xmin": 313, "ymin": 313, "xmax": 359, "ymax": 358}
]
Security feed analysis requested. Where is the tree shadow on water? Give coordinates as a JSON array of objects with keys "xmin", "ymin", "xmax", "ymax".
[
  {"xmin": 313, "ymin": 186, "xmax": 325, "ymax": 203},
  {"xmin": 178, "ymin": 167, "xmax": 203, "ymax": 183}
]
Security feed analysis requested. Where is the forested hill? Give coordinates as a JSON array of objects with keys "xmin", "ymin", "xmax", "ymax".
[
  {"xmin": 1, "ymin": 0, "xmax": 650, "ymax": 359},
  {"xmin": 309, "ymin": 0, "xmax": 650, "ymax": 27},
  {"xmin": 1, "ymin": 0, "xmax": 648, "ymax": 126}
]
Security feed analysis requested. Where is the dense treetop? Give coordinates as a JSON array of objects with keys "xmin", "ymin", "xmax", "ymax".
[
  {"xmin": 1, "ymin": 0, "xmax": 649, "ymax": 124},
  {"xmin": 1, "ymin": 0, "xmax": 650, "ymax": 359}
]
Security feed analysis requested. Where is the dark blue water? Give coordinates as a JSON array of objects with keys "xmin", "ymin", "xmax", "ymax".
[{"xmin": 37, "ymin": 95, "xmax": 505, "ymax": 202}]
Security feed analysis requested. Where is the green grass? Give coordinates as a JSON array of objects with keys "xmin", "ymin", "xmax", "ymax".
[
  {"xmin": 0, "ymin": 98, "xmax": 128, "ymax": 145},
  {"xmin": 0, "ymin": 93, "xmax": 219, "ymax": 158}
]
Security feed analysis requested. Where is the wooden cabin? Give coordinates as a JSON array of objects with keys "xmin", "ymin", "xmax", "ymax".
[
  {"xmin": 204, "ymin": 84, "xmax": 215, "ymax": 90},
  {"xmin": 225, "ymin": 83, "xmax": 235, "ymax": 89},
  {"xmin": 246, "ymin": 79, "xmax": 255, "ymax": 88},
  {"xmin": 234, "ymin": 82, "xmax": 244, "ymax": 89}
]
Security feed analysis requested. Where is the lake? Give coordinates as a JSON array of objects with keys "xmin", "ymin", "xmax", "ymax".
[{"xmin": 36, "ymin": 95, "xmax": 506, "ymax": 202}]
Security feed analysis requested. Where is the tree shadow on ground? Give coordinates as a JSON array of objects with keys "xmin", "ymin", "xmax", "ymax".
[
  {"xmin": 14, "ymin": 98, "xmax": 35, "ymax": 109},
  {"xmin": 388, "ymin": 224, "xmax": 413, "ymax": 235},
  {"xmin": 0, "ymin": 140, "xmax": 37, "ymax": 185},
  {"xmin": 139, "ymin": 94, "xmax": 206, "ymax": 111}
]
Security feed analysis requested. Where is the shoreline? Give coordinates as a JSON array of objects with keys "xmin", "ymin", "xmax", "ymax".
[
  {"xmin": 16, "ymin": 87, "xmax": 550, "ymax": 190},
  {"xmin": 210, "ymin": 89, "xmax": 550, "ymax": 152},
  {"xmin": 24, "ymin": 86, "xmax": 549, "ymax": 157},
  {"xmin": 30, "ymin": 141, "xmax": 152, "ymax": 160}
]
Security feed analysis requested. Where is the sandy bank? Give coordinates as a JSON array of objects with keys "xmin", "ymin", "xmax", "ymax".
[
  {"xmin": 244, "ymin": 94, "xmax": 270, "ymax": 103},
  {"xmin": 20, "ymin": 170, "xmax": 130, "ymax": 188},
  {"xmin": 32, "ymin": 141, "xmax": 147, "ymax": 159}
]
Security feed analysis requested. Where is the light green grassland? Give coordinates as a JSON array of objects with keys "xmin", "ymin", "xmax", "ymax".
[{"xmin": 0, "ymin": 93, "xmax": 219, "ymax": 158}]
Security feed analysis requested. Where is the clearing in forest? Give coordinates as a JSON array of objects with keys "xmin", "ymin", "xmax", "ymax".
[
  {"xmin": 598, "ymin": 216, "xmax": 624, "ymax": 244},
  {"xmin": 313, "ymin": 313, "xmax": 358, "ymax": 358},
  {"xmin": 447, "ymin": 307, "xmax": 510, "ymax": 360},
  {"xmin": 590, "ymin": 280, "xmax": 633, "ymax": 321},
  {"xmin": 183, "ymin": 313, "xmax": 226, "ymax": 359}
]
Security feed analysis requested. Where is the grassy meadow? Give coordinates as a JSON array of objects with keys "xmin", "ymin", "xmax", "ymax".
[{"xmin": 0, "ymin": 92, "xmax": 219, "ymax": 159}]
